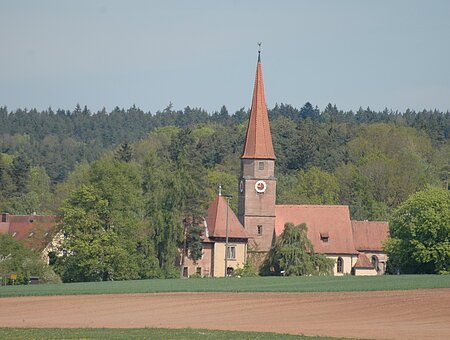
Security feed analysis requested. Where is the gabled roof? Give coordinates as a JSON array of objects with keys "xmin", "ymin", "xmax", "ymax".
[
  {"xmin": 0, "ymin": 214, "xmax": 57, "ymax": 251},
  {"xmin": 206, "ymin": 196, "xmax": 247, "ymax": 239},
  {"xmin": 353, "ymin": 253, "xmax": 375, "ymax": 269},
  {"xmin": 241, "ymin": 54, "xmax": 276, "ymax": 160},
  {"xmin": 351, "ymin": 220, "xmax": 389, "ymax": 252},
  {"xmin": 275, "ymin": 205, "xmax": 358, "ymax": 254}
]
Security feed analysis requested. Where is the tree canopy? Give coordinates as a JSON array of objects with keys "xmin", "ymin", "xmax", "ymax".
[
  {"xmin": 384, "ymin": 187, "xmax": 450, "ymax": 274},
  {"xmin": 261, "ymin": 223, "xmax": 334, "ymax": 276}
]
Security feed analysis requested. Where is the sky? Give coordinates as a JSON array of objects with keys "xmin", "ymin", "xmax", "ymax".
[{"xmin": 1, "ymin": 1, "xmax": 450, "ymax": 114}]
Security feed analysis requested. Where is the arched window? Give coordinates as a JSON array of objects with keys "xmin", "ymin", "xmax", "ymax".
[
  {"xmin": 337, "ymin": 257, "xmax": 344, "ymax": 273},
  {"xmin": 371, "ymin": 255, "xmax": 379, "ymax": 273}
]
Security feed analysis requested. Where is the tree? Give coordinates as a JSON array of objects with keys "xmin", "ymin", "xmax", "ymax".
[
  {"xmin": 0, "ymin": 234, "xmax": 60, "ymax": 284},
  {"xmin": 56, "ymin": 184, "xmax": 140, "ymax": 282},
  {"xmin": 9, "ymin": 154, "xmax": 30, "ymax": 194},
  {"xmin": 115, "ymin": 142, "xmax": 133, "ymax": 162},
  {"xmin": 261, "ymin": 223, "xmax": 334, "ymax": 276},
  {"xmin": 384, "ymin": 187, "xmax": 450, "ymax": 274},
  {"xmin": 279, "ymin": 167, "xmax": 339, "ymax": 205},
  {"xmin": 186, "ymin": 223, "xmax": 203, "ymax": 263}
]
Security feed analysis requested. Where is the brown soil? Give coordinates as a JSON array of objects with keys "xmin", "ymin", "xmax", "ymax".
[{"xmin": 1, "ymin": 289, "xmax": 449, "ymax": 339}]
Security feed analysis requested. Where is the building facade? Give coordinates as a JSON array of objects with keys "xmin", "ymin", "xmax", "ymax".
[{"xmin": 234, "ymin": 51, "xmax": 389, "ymax": 276}]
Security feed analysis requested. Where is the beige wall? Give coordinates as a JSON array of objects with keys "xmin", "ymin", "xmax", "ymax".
[
  {"xmin": 213, "ymin": 241, "xmax": 247, "ymax": 278},
  {"xmin": 354, "ymin": 268, "xmax": 378, "ymax": 276},
  {"xmin": 327, "ymin": 254, "xmax": 357, "ymax": 275},
  {"xmin": 182, "ymin": 243, "xmax": 214, "ymax": 277}
]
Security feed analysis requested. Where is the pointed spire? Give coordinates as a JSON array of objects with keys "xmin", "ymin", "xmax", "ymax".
[{"xmin": 241, "ymin": 46, "xmax": 276, "ymax": 160}]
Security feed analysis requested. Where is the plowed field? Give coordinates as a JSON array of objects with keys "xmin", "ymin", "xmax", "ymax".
[{"xmin": 1, "ymin": 289, "xmax": 449, "ymax": 339}]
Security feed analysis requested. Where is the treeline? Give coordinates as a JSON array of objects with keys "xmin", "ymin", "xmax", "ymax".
[
  {"xmin": 1, "ymin": 103, "xmax": 448, "ymax": 183},
  {"xmin": 0, "ymin": 103, "xmax": 448, "ymax": 219}
]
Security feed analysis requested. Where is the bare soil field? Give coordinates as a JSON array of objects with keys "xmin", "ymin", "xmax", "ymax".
[{"xmin": 1, "ymin": 289, "xmax": 449, "ymax": 339}]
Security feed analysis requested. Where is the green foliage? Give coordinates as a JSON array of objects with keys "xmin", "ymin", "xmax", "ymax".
[
  {"xmin": 0, "ymin": 234, "xmax": 60, "ymax": 284},
  {"xmin": 1, "ymin": 275, "xmax": 448, "ymax": 298},
  {"xmin": 384, "ymin": 187, "xmax": 450, "ymax": 274},
  {"xmin": 56, "ymin": 184, "xmax": 139, "ymax": 282},
  {"xmin": 261, "ymin": 223, "xmax": 334, "ymax": 276},
  {"xmin": 115, "ymin": 142, "xmax": 133, "ymax": 162},
  {"xmin": 186, "ymin": 224, "xmax": 204, "ymax": 263},
  {"xmin": 279, "ymin": 167, "xmax": 339, "ymax": 205},
  {"xmin": 0, "ymin": 327, "xmax": 327, "ymax": 339},
  {"xmin": 234, "ymin": 260, "xmax": 258, "ymax": 277}
]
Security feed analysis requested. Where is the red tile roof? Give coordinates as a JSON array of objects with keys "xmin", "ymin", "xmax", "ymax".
[
  {"xmin": 353, "ymin": 253, "xmax": 375, "ymax": 269},
  {"xmin": 0, "ymin": 214, "xmax": 57, "ymax": 251},
  {"xmin": 275, "ymin": 205, "xmax": 358, "ymax": 254},
  {"xmin": 241, "ymin": 57, "xmax": 276, "ymax": 160},
  {"xmin": 351, "ymin": 220, "xmax": 389, "ymax": 252},
  {"xmin": 206, "ymin": 196, "xmax": 247, "ymax": 239}
]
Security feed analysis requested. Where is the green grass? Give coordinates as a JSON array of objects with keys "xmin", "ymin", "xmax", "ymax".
[
  {"xmin": 0, "ymin": 275, "xmax": 448, "ymax": 298},
  {"xmin": 0, "ymin": 328, "xmax": 348, "ymax": 339}
]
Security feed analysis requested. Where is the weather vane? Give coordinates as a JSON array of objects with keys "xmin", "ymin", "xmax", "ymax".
[{"xmin": 257, "ymin": 42, "xmax": 262, "ymax": 61}]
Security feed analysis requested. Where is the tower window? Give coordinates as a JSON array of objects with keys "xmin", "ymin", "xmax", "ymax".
[
  {"xmin": 258, "ymin": 161, "xmax": 264, "ymax": 170},
  {"xmin": 196, "ymin": 267, "xmax": 202, "ymax": 276},
  {"xmin": 257, "ymin": 225, "xmax": 263, "ymax": 235}
]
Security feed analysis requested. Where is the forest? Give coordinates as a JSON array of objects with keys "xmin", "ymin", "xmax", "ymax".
[{"xmin": 0, "ymin": 102, "xmax": 448, "ymax": 280}]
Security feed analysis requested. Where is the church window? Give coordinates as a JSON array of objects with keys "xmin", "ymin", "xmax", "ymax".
[
  {"xmin": 196, "ymin": 267, "xmax": 202, "ymax": 276},
  {"xmin": 257, "ymin": 225, "xmax": 263, "ymax": 235},
  {"xmin": 337, "ymin": 257, "xmax": 343, "ymax": 273},
  {"xmin": 226, "ymin": 246, "xmax": 236, "ymax": 260},
  {"xmin": 1, "ymin": 213, "xmax": 7, "ymax": 222},
  {"xmin": 371, "ymin": 255, "xmax": 379, "ymax": 273},
  {"xmin": 183, "ymin": 267, "xmax": 188, "ymax": 277},
  {"xmin": 258, "ymin": 161, "xmax": 264, "ymax": 170}
]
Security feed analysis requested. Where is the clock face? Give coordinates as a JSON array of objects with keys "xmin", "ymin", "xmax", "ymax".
[
  {"xmin": 239, "ymin": 180, "xmax": 244, "ymax": 193},
  {"xmin": 255, "ymin": 180, "xmax": 267, "ymax": 193}
]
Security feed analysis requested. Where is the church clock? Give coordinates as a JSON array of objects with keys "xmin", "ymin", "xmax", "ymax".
[{"xmin": 255, "ymin": 180, "xmax": 267, "ymax": 193}]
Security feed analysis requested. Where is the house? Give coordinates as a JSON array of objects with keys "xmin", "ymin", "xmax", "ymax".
[
  {"xmin": 182, "ymin": 194, "xmax": 248, "ymax": 277},
  {"xmin": 0, "ymin": 213, "xmax": 58, "ymax": 264}
]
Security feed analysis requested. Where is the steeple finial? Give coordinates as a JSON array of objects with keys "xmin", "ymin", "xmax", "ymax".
[
  {"xmin": 218, "ymin": 184, "xmax": 222, "ymax": 196},
  {"xmin": 257, "ymin": 42, "xmax": 262, "ymax": 63}
]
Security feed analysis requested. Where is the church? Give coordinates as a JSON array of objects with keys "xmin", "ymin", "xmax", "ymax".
[{"xmin": 183, "ymin": 50, "xmax": 389, "ymax": 277}]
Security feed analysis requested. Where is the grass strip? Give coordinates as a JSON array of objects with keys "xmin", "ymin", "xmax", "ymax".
[
  {"xmin": 0, "ymin": 275, "xmax": 448, "ymax": 298},
  {"xmin": 0, "ymin": 327, "xmax": 350, "ymax": 339}
]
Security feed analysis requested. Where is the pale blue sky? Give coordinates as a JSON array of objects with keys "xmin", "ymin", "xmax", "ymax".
[{"xmin": 1, "ymin": 1, "xmax": 449, "ymax": 113}]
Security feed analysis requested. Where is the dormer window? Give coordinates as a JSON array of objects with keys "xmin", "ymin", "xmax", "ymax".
[{"xmin": 320, "ymin": 232, "xmax": 329, "ymax": 242}]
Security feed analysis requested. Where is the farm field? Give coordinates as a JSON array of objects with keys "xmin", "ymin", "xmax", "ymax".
[
  {"xmin": 1, "ymin": 274, "xmax": 449, "ymax": 298},
  {"xmin": 0, "ymin": 289, "xmax": 449, "ymax": 339},
  {"xmin": 0, "ymin": 327, "xmax": 341, "ymax": 339}
]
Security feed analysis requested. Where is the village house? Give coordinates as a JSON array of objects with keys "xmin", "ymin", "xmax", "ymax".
[{"xmin": 0, "ymin": 213, "xmax": 58, "ymax": 264}]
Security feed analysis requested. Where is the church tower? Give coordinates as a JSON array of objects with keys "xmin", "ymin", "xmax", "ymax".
[{"xmin": 238, "ymin": 48, "xmax": 276, "ymax": 252}]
